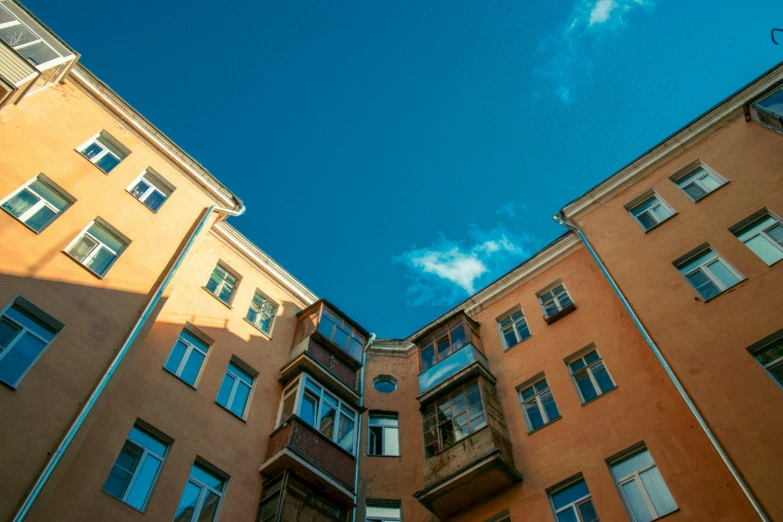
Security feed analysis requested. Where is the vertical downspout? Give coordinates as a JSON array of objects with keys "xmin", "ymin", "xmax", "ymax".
[
  {"xmin": 555, "ymin": 213, "xmax": 770, "ymax": 522},
  {"xmin": 13, "ymin": 203, "xmax": 245, "ymax": 522},
  {"xmin": 352, "ymin": 333, "xmax": 376, "ymax": 522}
]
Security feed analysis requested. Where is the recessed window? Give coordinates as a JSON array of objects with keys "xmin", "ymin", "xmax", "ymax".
[
  {"xmin": 373, "ymin": 375, "xmax": 397, "ymax": 394},
  {"xmin": 422, "ymin": 380, "xmax": 487, "ymax": 458},
  {"xmin": 77, "ymin": 131, "xmax": 130, "ymax": 173},
  {"xmin": 205, "ymin": 263, "xmax": 239, "ymax": 304},
  {"xmin": 497, "ymin": 307, "xmax": 531, "ymax": 350},
  {"xmin": 752, "ymin": 85, "xmax": 783, "ymax": 132},
  {"xmin": 519, "ymin": 376, "xmax": 560, "ymax": 432},
  {"xmin": 537, "ymin": 282, "xmax": 575, "ymax": 322},
  {"xmin": 0, "ymin": 296, "xmax": 63, "ymax": 388},
  {"xmin": 368, "ymin": 413, "xmax": 400, "ymax": 456},
  {"xmin": 731, "ymin": 210, "xmax": 783, "ymax": 266},
  {"xmin": 103, "ymin": 423, "xmax": 169, "ymax": 512},
  {"xmin": 674, "ymin": 246, "xmax": 742, "ymax": 301},
  {"xmin": 365, "ymin": 503, "xmax": 401, "ymax": 522},
  {"xmin": 246, "ymin": 291, "xmax": 277, "ymax": 335},
  {"xmin": 627, "ymin": 193, "xmax": 675, "ymax": 231},
  {"xmin": 748, "ymin": 331, "xmax": 783, "ymax": 388},
  {"xmin": 609, "ymin": 446, "xmax": 677, "ymax": 521},
  {"xmin": 216, "ymin": 359, "xmax": 255, "ymax": 419},
  {"xmin": 164, "ymin": 328, "xmax": 211, "ymax": 387},
  {"xmin": 65, "ymin": 218, "xmax": 130, "ymax": 277},
  {"xmin": 1, "ymin": 175, "xmax": 74, "ymax": 232},
  {"xmin": 568, "ymin": 347, "xmax": 615, "ymax": 404},
  {"xmin": 127, "ymin": 169, "xmax": 174, "ymax": 212},
  {"xmin": 174, "ymin": 461, "xmax": 227, "ymax": 522},
  {"xmin": 549, "ymin": 477, "xmax": 598, "ymax": 522},
  {"xmin": 671, "ymin": 165, "xmax": 726, "ymax": 201}
]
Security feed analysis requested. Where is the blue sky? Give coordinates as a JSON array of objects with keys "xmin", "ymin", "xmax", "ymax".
[{"xmin": 28, "ymin": 0, "xmax": 781, "ymax": 338}]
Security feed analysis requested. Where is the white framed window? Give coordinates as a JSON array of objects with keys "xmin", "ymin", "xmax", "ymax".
[
  {"xmin": 610, "ymin": 447, "xmax": 677, "ymax": 522},
  {"xmin": 127, "ymin": 169, "xmax": 174, "ymax": 212},
  {"xmin": 276, "ymin": 373, "xmax": 358, "ymax": 455},
  {"xmin": 497, "ymin": 307, "xmax": 531, "ymax": 349},
  {"xmin": 76, "ymin": 131, "xmax": 130, "ymax": 173},
  {"xmin": 216, "ymin": 359, "xmax": 255, "ymax": 419},
  {"xmin": 64, "ymin": 218, "xmax": 129, "ymax": 277},
  {"xmin": 1, "ymin": 175, "xmax": 74, "ymax": 232},
  {"xmin": 103, "ymin": 424, "xmax": 169, "ymax": 512},
  {"xmin": 164, "ymin": 328, "xmax": 211, "ymax": 387},
  {"xmin": 549, "ymin": 477, "xmax": 599, "ymax": 522},
  {"xmin": 749, "ymin": 336, "xmax": 783, "ymax": 388},
  {"xmin": 205, "ymin": 263, "xmax": 239, "ymax": 304},
  {"xmin": 366, "ymin": 503, "xmax": 401, "ymax": 522},
  {"xmin": 246, "ymin": 291, "xmax": 277, "ymax": 335},
  {"xmin": 674, "ymin": 246, "xmax": 742, "ymax": 301},
  {"xmin": 626, "ymin": 193, "xmax": 675, "ymax": 231},
  {"xmin": 568, "ymin": 347, "xmax": 615, "ymax": 404},
  {"xmin": 519, "ymin": 377, "xmax": 560, "ymax": 432},
  {"xmin": 732, "ymin": 211, "xmax": 783, "ymax": 266},
  {"xmin": 752, "ymin": 85, "xmax": 783, "ymax": 132},
  {"xmin": 0, "ymin": 2, "xmax": 69, "ymax": 71},
  {"xmin": 537, "ymin": 282, "xmax": 574, "ymax": 319},
  {"xmin": 174, "ymin": 461, "xmax": 227, "ymax": 522},
  {"xmin": 671, "ymin": 165, "xmax": 726, "ymax": 201},
  {"xmin": 368, "ymin": 413, "xmax": 400, "ymax": 456},
  {"xmin": 0, "ymin": 296, "xmax": 63, "ymax": 388}
]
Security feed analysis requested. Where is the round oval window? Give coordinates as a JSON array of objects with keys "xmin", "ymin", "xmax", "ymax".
[{"xmin": 373, "ymin": 375, "xmax": 397, "ymax": 393}]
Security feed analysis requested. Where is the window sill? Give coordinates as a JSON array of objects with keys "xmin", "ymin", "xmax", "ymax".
[
  {"xmin": 503, "ymin": 335, "xmax": 532, "ymax": 352},
  {"xmin": 700, "ymin": 279, "xmax": 748, "ymax": 303},
  {"xmin": 543, "ymin": 303, "xmax": 577, "ymax": 325},
  {"xmin": 242, "ymin": 317, "xmax": 272, "ymax": 340},
  {"xmin": 74, "ymin": 149, "xmax": 113, "ymax": 174},
  {"xmin": 125, "ymin": 189, "xmax": 164, "ymax": 213},
  {"xmin": 365, "ymin": 453, "xmax": 402, "ymax": 458},
  {"xmin": 642, "ymin": 212, "xmax": 678, "ymax": 234},
  {"xmin": 0, "ymin": 378, "xmax": 18, "ymax": 391},
  {"xmin": 580, "ymin": 385, "xmax": 618, "ymax": 407},
  {"xmin": 1, "ymin": 208, "xmax": 47, "ymax": 235},
  {"xmin": 650, "ymin": 508, "xmax": 680, "ymax": 521},
  {"xmin": 689, "ymin": 180, "xmax": 729, "ymax": 202},
  {"xmin": 201, "ymin": 286, "xmax": 233, "ymax": 309},
  {"xmin": 216, "ymin": 401, "xmax": 247, "ymax": 423},
  {"xmin": 62, "ymin": 251, "xmax": 106, "ymax": 280},
  {"xmin": 527, "ymin": 415, "xmax": 562, "ymax": 435},
  {"xmin": 101, "ymin": 489, "xmax": 147, "ymax": 514},
  {"xmin": 163, "ymin": 367, "xmax": 198, "ymax": 390}
]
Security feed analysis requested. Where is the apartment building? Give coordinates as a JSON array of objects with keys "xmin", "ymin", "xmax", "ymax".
[{"xmin": 1, "ymin": 1, "xmax": 782, "ymax": 521}]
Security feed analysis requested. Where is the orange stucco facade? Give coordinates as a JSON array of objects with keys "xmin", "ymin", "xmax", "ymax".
[{"xmin": 1, "ymin": 3, "xmax": 782, "ymax": 521}]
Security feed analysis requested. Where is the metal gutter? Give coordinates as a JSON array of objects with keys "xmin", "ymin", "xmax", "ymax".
[
  {"xmin": 13, "ymin": 203, "xmax": 245, "ymax": 522},
  {"xmin": 352, "ymin": 333, "xmax": 376, "ymax": 522}
]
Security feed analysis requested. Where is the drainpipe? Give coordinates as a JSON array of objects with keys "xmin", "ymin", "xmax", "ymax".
[
  {"xmin": 13, "ymin": 202, "xmax": 245, "ymax": 522},
  {"xmin": 554, "ymin": 213, "xmax": 770, "ymax": 522},
  {"xmin": 352, "ymin": 333, "xmax": 376, "ymax": 522}
]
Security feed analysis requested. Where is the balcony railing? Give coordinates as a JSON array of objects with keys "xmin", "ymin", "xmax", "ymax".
[{"xmin": 418, "ymin": 342, "xmax": 489, "ymax": 395}]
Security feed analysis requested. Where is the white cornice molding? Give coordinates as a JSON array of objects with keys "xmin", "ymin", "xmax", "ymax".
[
  {"xmin": 68, "ymin": 64, "xmax": 239, "ymax": 209},
  {"xmin": 562, "ymin": 63, "xmax": 783, "ymax": 221},
  {"xmin": 210, "ymin": 221, "xmax": 317, "ymax": 308}
]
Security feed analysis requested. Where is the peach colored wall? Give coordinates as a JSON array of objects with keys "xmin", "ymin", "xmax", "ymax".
[
  {"xmin": 361, "ymin": 247, "xmax": 757, "ymax": 521},
  {"xmin": 575, "ymin": 115, "xmax": 783, "ymax": 519},
  {"xmin": 0, "ymin": 80, "xmax": 221, "ymax": 520}
]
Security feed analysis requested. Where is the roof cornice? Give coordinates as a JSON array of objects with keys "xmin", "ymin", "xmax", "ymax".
[
  {"xmin": 562, "ymin": 62, "xmax": 783, "ymax": 221},
  {"xmin": 210, "ymin": 221, "xmax": 317, "ymax": 308},
  {"xmin": 68, "ymin": 64, "xmax": 240, "ymax": 209}
]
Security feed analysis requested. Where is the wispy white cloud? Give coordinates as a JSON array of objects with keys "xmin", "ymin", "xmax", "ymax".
[
  {"xmin": 536, "ymin": 0, "xmax": 655, "ymax": 103},
  {"xmin": 495, "ymin": 202, "xmax": 531, "ymax": 218},
  {"xmin": 393, "ymin": 225, "xmax": 538, "ymax": 306}
]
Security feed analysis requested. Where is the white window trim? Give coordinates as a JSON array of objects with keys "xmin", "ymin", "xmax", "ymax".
[
  {"xmin": 0, "ymin": 297, "xmax": 62, "ymax": 388},
  {"xmin": 677, "ymin": 248, "xmax": 743, "ymax": 299},
  {"xmin": 550, "ymin": 481, "xmax": 595, "ymax": 522},
  {"xmin": 0, "ymin": 175, "xmax": 73, "ymax": 232},
  {"xmin": 519, "ymin": 378, "xmax": 558, "ymax": 431},
  {"xmin": 165, "ymin": 330, "xmax": 210, "ymax": 386},
  {"xmin": 181, "ymin": 463, "xmax": 227, "ymax": 522},
  {"xmin": 206, "ymin": 263, "xmax": 239, "ymax": 304},
  {"xmin": 497, "ymin": 307, "xmax": 531, "ymax": 350},
  {"xmin": 612, "ymin": 454, "xmax": 676, "ymax": 521},
  {"xmin": 736, "ymin": 214, "xmax": 783, "ymax": 264},
  {"xmin": 218, "ymin": 361, "xmax": 255, "ymax": 419},
  {"xmin": 365, "ymin": 504, "xmax": 401, "ymax": 522},
  {"xmin": 126, "ymin": 169, "xmax": 174, "ymax": 212},
  {"xmin": 568, "ymin": 349, "xmax": 615, "ymax": 403},
  {"xmin": 627, "ymin": 193, "xmax": 676, "ymax": 231},
  {"xmin": 672, "ymin": 164, "xmax": 727, "ymax": 201},
  {"xmin": 537, "ymin": 282, "xmax": 573, "ymax": 317},
  {"xmin": 63, "ymin": 219, "xmax": 128, "ymax": 277},
  {"xmin": 110, "ymin": 432, "xmax": 167, "ymax": 511},
  {"xmin": 367, "ymin": 414, "xmax": 400, "ymax": 457},
  {"xmin": 246, "ymin": 290, "xmax": 278, "ymax": 336},
  {"xmin": 76, "ymin": 131, "xmax": 129, "ymax": 172}
]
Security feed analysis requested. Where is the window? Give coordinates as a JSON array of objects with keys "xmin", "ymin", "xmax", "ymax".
[
  {"xmin": 103, "ymin": 424, "xmax": 169, "ymax": 512},
  {"xmin": 627, "ymin": 194, "xmax": 674, "ymax": 231},
  {"xmin": 174, "ymin": 461, "xmax": 227, "ymax": 522},
  {"xmin": 316, "ymin": 307, "xmax": 365, "ymax": 361},
  {"xmin": 1, "ymin": 175, "xmax": 74, "ymax": 232},
  {"xmin": 77, "ymin": 131, "xmax": 129, "ymax": 173},
  {"xmin": 216, "ymin": 359, "xmax": 255, "ymax": 419},
  {"xmin": 368, "ymin": 413, "xmax": 400, "ymax": 456},
  {"xmin": 164, "ymin": 328, "xmax": 210, "ymax": 387},
  {"xmin": 246, "ymin": 291, "xmax": 277, "ymax": 335},
  {"xmin": 497, "ymin": 307, "xmax": 531, "ymax": 349},
  {"xmin": 568, "ymin": 348, "xmax": 615, "ymax": 403},
  {"xmin": 610, "ymin": 447, "xmax": 677, "ymax": 522},
  {"xmin": 277, "ymin": 373, "xmax": 358, "ymax": 454},
  {"xmin": 65, "ymin": 218, "xmax": 129, "ymax": 277},
  {"xmin": 372, "ymin": 375, "xmax": 397, "ymax": 394},
  {"xmin": 366, "ymin": 504, "xmax": 401, "ymax": 522},
  {"xmin": 127, "ymin": 170, "xmax": 174, "ymax": 212},
  {"xmin": 732, "ymin": 211, "xmax": 783, "ymax": 266},
  {"xmin": 672, "ymin": 165, "xmax": 726, "ymax": 201},
  {"xmin": 752, "ymin": 86, "xmax": 783, "ymax": 131},
  {"xmin": 538, "ymin": 283, "xmax": 574, "ymax": 319},
  {"xmin": 519, "ymin": 377, "xmax": 560, "ymax": 432},
  {"xmin": 205, "ymin": 263, "xmax": 238, "ymax": 304},
  {"xmin": 422, "ymin": 380, "xmax": 487, "ymax": 458},
  {"xmin": 674, "ymin": 247, "xmax": 742, "ymax": 300},
  {"xmin": 549, "ymin": 478, "xmax": 599, "ymax": 522},
  {"xmin": 749, "ymin": 336, "xmax": 783, "ymax": 388},
  {"xmin": 0, "ymin": 2, "xmax": 69, "ymax": 71},
  {"xmin": 418, "ymin": 314, "xmax": 480, "ymax": 372},
  {"xmin": 259, "ymin": 474, "xmax": 350, "ymax": 522},
  {"xmin": 0, "ymin": 297, "xmax": 62, "ymax": 388}
]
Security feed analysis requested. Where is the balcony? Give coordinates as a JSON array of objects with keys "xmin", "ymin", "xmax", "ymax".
[
  {"xmin": 259, "ymin": 472, "xmax": 351, "ymax": 522},
  {"xmin": 418, "ymin": 342, "xmax": 490, "ymax": 398}
]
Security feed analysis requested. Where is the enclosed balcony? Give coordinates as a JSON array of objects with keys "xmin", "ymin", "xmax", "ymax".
[
  {"xmin": 0, "ymin": 0, "xmax": 78, "ymax": 108},
  {"xmin": 282, "ymin": 300, "xmax": 368, "ymax": 400},
  {"xmin": 259, "ymin": 472, "xmax": 351, "ymax": 522},
  {"xmin": 415, "ymin": 377, "xmax": 522, "ymax": 519}
]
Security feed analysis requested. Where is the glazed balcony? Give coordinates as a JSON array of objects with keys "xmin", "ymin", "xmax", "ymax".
[{"xmin": 259, "ymin": 472, "xmax": 351, "ymax": 522}]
